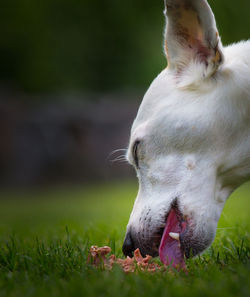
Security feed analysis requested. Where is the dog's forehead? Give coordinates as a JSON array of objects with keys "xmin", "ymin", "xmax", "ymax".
[{"xmin": 131, "ymin": 72, "xmax": 215, "ymax": 150}]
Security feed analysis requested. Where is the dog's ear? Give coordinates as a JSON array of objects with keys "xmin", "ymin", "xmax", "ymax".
[{"xmin": 164, "ymin": 0, "xmax": 223, "ymax": 84}]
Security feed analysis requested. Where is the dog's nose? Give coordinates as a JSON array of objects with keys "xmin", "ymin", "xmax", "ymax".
[{"xmin": 122, "ymin": 231, "xmax": 135, "ymax": 258}]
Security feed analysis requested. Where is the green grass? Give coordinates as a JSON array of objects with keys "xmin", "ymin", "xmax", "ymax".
[{"xmin": 0, "ymin": 181, "xmax": 249, "ymax": 297}]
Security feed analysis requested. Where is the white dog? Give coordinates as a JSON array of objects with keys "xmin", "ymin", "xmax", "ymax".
[{"xmin": 122, "ymin": 0, "xmax": 250, "ymax": 268}]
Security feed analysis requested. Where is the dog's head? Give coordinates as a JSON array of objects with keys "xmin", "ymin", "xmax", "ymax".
[{"xmin": 123, "ymin": 0, "xmax": 250, "ymax": 267}]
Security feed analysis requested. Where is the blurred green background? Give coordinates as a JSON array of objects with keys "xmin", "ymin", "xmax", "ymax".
[
  {"xmin": 0, "ymin": 0, "xmax": 250, "ymax": 187},
  {"xmin": 0, "ymin": 2, "xmax": 249, "ymax": 190},
  {"xmin": 0, "ymin": 0, "xmax": 250, "ymax": 94},
  {"xmin": 0, "ymin": 181, "xmax": 249, "ymax": 237},
  {"xmin": 0, "ymin": 182, "xmax": 248, "ymax": 297},
  {"xmin": 0, "ymin": 2, "xmax": 249, "ymax": 296}
]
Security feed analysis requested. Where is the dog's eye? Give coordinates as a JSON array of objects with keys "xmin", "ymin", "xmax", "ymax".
[{"xmin": 132, "ymin": 140, "xmax": 140, "ymax": 168}]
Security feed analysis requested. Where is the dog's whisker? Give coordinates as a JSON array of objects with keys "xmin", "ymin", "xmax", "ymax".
[
  {"xmin": 108, "ymin": 148, "xmax": 127, "ymax": 157},
  {"xmin": 110, "ymin": 155, "xmax": 128, "ymax": 163},
  {"xmin": 113, "ymin": 155, "xmax": 127, "ymax": 160},
  {"xmin": 107, "ymin": 148, "xmax": 128, "ymax": 164}
]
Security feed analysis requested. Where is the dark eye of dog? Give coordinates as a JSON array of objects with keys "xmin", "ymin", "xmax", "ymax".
[{"xmin": 132, "ymin": 140, "xmax": 140, "ymax": 168}]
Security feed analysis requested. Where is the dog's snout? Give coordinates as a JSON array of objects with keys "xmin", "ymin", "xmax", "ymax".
[{"xmin": 122, "ymin": 231, "xmax": 135, "ymax": 258}]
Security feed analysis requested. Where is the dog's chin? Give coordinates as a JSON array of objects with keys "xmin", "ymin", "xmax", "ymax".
[{"xmin": 179, "ymin": 227, "xmax": 214, "ymax": 259}]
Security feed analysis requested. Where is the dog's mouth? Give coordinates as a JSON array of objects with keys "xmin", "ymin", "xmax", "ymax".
[
  {"xmin": 124, "ymin": 201, "xmax": 210, "ymax": 268},
  {"xmin": 158, "ymin": 202, "xmax": 187, "ymax": 268}
]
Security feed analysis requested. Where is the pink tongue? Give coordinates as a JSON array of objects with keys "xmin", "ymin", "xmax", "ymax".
[{"xmin": 159, "ymin": 209, "xmax": 185, "ymax": 268}]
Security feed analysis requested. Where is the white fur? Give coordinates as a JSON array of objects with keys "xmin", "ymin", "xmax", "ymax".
[{"xmin": 124, "ymin": 0, "xmax": 250, "ymax": 257}]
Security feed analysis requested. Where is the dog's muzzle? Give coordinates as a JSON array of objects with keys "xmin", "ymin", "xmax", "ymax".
[
  {"xmin": 122, "ymin": 204, "xmax": 216, "ymax": 265},
  {"xmin": 122, "ymin": 226, "xmax": 162, "ymax": 258},
  {"xmin": 122, "ymin": 231, "xmax": 135, "ymax": 258}
]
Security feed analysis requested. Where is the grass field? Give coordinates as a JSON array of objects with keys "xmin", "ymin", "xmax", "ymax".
[{"xmin": 0, "ymin": 181, "xmax": 249, "ymax": 297}]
